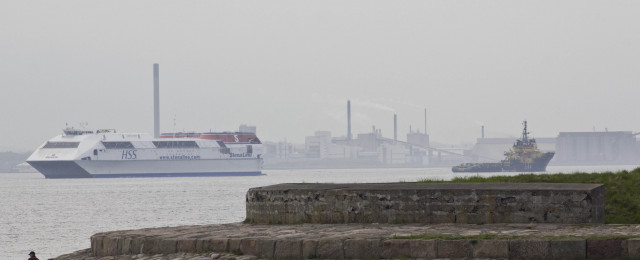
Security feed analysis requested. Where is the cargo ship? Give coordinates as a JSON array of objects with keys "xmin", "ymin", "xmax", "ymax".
[
  {"xmin": 452, "ymin": 121, "xmax": 554, "ymax": 172},
  {"xmin": 26, "ymin": 127, "xmax": 263, "ymax": 178}
]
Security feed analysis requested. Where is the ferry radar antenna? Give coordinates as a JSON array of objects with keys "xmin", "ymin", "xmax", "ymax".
[{"xmin": 173, "ymin": 114, "xmax": 177, "ymax": 137}]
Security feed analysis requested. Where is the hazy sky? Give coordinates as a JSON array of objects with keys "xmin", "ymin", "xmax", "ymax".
[{"xmin": 1, "ymin": 1, "xmax": 639, "ymax": 152}]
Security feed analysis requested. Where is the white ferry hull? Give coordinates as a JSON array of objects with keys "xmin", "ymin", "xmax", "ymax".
[
  {"xmin": 29, "ymin": 158, "xmax": 262, "ymax": 178},
  {"xmin": 27, "ymin": 128, "xmax": 265, "ymax": 178}
]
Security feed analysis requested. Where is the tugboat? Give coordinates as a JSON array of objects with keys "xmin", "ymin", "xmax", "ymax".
[{"xmin": 452, "ymin": 121, "xmax": 555, "ymax": 172}]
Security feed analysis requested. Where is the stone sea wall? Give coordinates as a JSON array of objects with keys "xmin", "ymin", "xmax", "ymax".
[
  {"xmin": 87, "ymin": 223, "xmax": 640, "ymax": 259},
  {"xmin": 57, "ymin": 182, "xmax": 625, "ymax": 259},
  {"xmin": 245, "ymin": 183, "xmax": 604, "ymax": 224}
]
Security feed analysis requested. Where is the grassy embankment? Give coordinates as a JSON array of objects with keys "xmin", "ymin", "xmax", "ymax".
[{"xmin": 418, "ymin": 167, "xmax": 640, "ymax": 224}]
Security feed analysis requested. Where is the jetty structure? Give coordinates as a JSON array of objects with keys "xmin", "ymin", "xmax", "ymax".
[{"xmin": 57, "ymin": 182, "xmax": 640, "ymax": 259}]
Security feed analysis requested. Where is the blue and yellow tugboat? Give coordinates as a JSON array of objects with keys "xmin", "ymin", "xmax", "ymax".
[{"xmin": 452, "ymin": 121, "xmax": 555, "ymax": 172}]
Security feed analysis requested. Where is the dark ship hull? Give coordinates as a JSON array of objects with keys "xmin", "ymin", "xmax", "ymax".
[
  {"xmin": 452, "ymin": 121, "xmax": 555, "ymax": 173},
  {"xmin": 452, "ymin": 152, "xmax": 555, "ymax": 173}
]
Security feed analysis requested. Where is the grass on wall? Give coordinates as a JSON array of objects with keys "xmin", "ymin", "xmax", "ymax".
[{"xmin": 418, "ymin": 167, "xmax": 640, "ymax": 224}]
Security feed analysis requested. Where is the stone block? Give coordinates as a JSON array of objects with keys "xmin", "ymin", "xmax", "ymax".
[
  {"xmin": 246, "ymin": 183, "xmax": 604, "ymax": 224},
  {"xmin": 344, "ymin": 239, "xmax": 381, "ymax": 259},
  {"xmin": 509, "ymin": 240, "xmax": 551, "ymax": 259},
  {"xmin": 91, "ymin": 235, "xmax": 105, "ymax": 257},
  {"xmin": 107, "ymin": 237, "xmax": 120, "ymax": 255},
  {"xmin": 550, "ymin": 239, "xmax": 585, "ymax": 259},
  {"xmin": 131, "ymin": 237, "xmax": 145, "ymax": 255},
  {"xmin": 628, "ymin": 238, "xmax": 640, "ymax": 258},
  {"xmin": 194, "ymin": 238, "xmax": 210, "ymax": 252},
  {"xmin": 473, "ymin": 239, "xmax": 509, "ymax": 258},
  {"xmin": 177, "ymin": 238, "xmax": 197, "ymax": 252},
  {"xmin": 302, "ymin": 239, "xmax": 318, "ymax": 259},
  {"xmin": 316, "ymin": 239, "xmax": 344, "ymax": 259},
  {"xmin": 209, "ymin": 238, "xmax": 229, "ymax": 252},
  {"xmin": 587, "ymin": 239, "xmax": 626, "ymax": 259},
  {"xmin": 437, "ymin": 240, "xmax": 473, "ymax": 258},
  {"xmin": 142, "ymin": 237, "xmax": 161, "ymax": 254},
  {"xmin": 274, "ymin": 240, "xmax": 302, "ymax": 259},
  {"xmin": 229, "ymin": 238, "xmax": 242, "ymax": 253},
  {"xmin": 101, "ymin": 236, "xmax": 112, "ymax": 256},
  {"xmin": 240, "ymin": 239, "xmax": 275, "ymax": 259},
  {"xmin": 409, "ymin": 240, "xmax": 436, "ymax": 258},
  {"xmin": 257, "ymin": 239, "xmax": 275, "ymax": 259},
  {"xmin": 240, "ymin": 239, "xmax": 259, "ymax": 256},
  {"xmin": 381, "ymin": 239, "xmax": 411, "ymax": 258},
  {"xmin": 121, "ymin": 237, "xmax": 132, "ymax": 255},
  {"xmin": 159, "ymin": 238, "xmax": 177, "ymax": 254}
]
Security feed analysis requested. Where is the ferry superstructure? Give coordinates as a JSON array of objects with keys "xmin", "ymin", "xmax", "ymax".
[{"xmin": 27, "ymin": 127, "xmax": 263, "ymax": 178}]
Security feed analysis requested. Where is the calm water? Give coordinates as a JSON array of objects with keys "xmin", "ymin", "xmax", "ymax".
[{"xmin": 1, "ymin": 165, "xmax": 637, "ymax": 259}]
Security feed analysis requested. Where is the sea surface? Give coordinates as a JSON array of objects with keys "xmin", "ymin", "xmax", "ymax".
[{"xmin": 1, "ymin": 165, "xmax": 637, "ymax": 259}]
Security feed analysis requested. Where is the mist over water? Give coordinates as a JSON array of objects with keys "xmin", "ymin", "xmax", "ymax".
[
  {"xmin": 2, "ymin": 1, "xmax": 640, "ymax": 153},
  {"xmin": 1, "ymin": 165, "xmax": 637, "ymax": 259},
  {"xmin": 2, "ymin": 2, "xmax": 638, "ymax": 259}
]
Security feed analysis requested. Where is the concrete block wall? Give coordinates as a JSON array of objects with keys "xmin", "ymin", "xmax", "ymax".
[
  {"xmin": 90, "ymin": 234, "xmax": 640, "ymax": 259},
  {"xmin": 245, "ymin": 183, "xmax": 604, "ymax": 224}
]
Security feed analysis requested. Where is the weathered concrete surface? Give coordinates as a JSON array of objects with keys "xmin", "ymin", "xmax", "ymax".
[
  {"xmin": 245, "ymin": 183, "xmax": 605, "ymax": 224},
  {"xmin": 86, "ymin": 223, "xmax": 640, "ymax": 259},
  {"xmin": 53, "ymin": 249, "xmax": 255, "ymax": 260}
]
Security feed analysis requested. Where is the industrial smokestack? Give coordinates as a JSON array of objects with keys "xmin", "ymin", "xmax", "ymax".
[
  {"xmin": 153, "ymin": 63, "xmax": 160, "ymax": 138},
  {"xmin": 394, "ymin": 114, "xmax": 397, "ymax": 142},
  {"xmin": 481, "ymin": 125, "xmax": 485, "ymax": 139},
  {"xmin": 424, "ymin": 108, "xmax": 427, "ymax": 134},
  {"xmin": 347, "ymin": 100, "xmax": 352, "ymax": 141}
]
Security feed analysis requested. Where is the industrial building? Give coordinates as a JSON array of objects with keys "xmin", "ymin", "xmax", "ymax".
[
  {"xmin": 465, "ymin": 131, "xmax": 639, "ymax": 166},
  {"xmin": 262, "ymin": 101, "xmax": 468, "ymax": 169},
  {"xmin": 263, "ymin": 100, "xmax": 640, "ymax": 169},
  {"xmin": 554, "ymin": 131, "xmax": 640, "ymax": 165}
]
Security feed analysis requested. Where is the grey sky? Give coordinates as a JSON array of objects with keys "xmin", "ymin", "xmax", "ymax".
[{"xmin": 1, "ymin": 1, "xmax": 639, "ymax": 152}]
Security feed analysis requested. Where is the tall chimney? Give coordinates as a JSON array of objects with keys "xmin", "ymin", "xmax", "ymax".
[
  {"xmin": 347, "ymin": 100, "xmax": 352, "ymax": 141},
  {"xmin": 424, "ymin": 108, "xmax": 427, "ymax": 135},
  {"xmin": 481, "ymin": 125, "xmax": 485, "ymax": 139},
  {"xmin": 393, "ymin": 114, "xmax": 397, "ymax": 142},
  {"xmin": 153, "ymin": 63, "xmax": 160, "ymax": 138}
]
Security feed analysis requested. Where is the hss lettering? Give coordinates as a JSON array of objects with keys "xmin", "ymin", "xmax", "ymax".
[{"xmin": 122, "ymin": 150, "xmax": 137, "ymax": 159}]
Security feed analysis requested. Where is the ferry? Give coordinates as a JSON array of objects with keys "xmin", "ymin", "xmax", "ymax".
[{"xmin": 26, "ymin": 127, "xmax": 263, "ymax": 178}]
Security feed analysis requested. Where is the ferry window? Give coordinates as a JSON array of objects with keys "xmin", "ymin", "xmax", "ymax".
[
  {"xmin": 102, "ymin": 141, "xmax": 135, "ymax": 149},
  {"xmin": 152, "ymin": 141, "xmax": 199, "ymax": 149},
  {"xmin": 247, "ymin": 145, "xmax": 253, "ymax": 154},
  {"xmin": 42, "ymin": 142, "xmax": 80, "ymax": 149}
]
